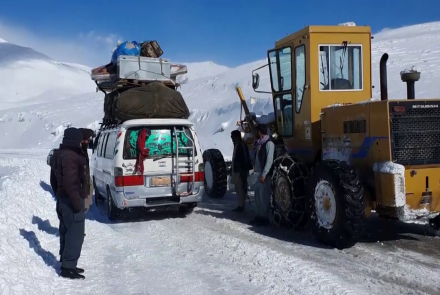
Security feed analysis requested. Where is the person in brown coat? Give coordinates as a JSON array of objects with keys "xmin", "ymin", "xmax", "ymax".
[
  {"xmin": 56, "ymin": 127, "xmax": 87, "ymax": 280},
  {"xmin": 79, "ymin": 128, "xmax": 94, "ymax": 212}
]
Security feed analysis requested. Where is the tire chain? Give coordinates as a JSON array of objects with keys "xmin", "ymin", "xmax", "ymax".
[{"xmin": 270, "ymin": 154, "xmax": 308, "ymax": 229}]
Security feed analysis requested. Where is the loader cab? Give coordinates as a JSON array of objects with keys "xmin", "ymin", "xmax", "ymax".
[{"xmin": 252, "ymin": 25, "xmax": 373, "ymax": 164}]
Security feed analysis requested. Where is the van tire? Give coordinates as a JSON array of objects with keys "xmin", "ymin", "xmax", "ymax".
[
  {"xmin": 93, "ymin": 178, "xmax": 103, "ymax": 207},
  {"xmin": 106, "ymin": 188, "xmax": 121, "ymax": 221},
  {"xmin": 203, "ymin": 149, "xmax": 227, "ymax": 198},
  {"xmin": 178, "ymin": 205, "xmax": 195, "ymax": 216}
]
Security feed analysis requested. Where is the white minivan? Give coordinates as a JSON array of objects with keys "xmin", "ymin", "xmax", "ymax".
[{"xmin": 90, "ymin": 118, "xmax": 205, "ymax": 220}]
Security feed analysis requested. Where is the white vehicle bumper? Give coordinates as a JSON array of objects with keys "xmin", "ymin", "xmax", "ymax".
[{"xmin": 111, "ymin": 186, "xmax": 205, "ymax": 209}]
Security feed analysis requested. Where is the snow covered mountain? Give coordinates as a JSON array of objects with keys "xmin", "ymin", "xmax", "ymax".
[
  {"xmin": 1, "ymin": 21, "xmax": 440, "ymax": 154},
  {"xmin": 0, "ymin": 42, "xmax": 51, "ymax": 64},
  {"xmin": 0, "ymin": 40, "xmax": 96, "ymax": 111}
]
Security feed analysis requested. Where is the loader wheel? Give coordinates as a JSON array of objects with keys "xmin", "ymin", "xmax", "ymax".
[
  {"xmin": 271, "ymin": 156, "xmax": 308, "ymax": 228},
  {"xmin": 306, "ymin": 160, "xmax": 365, "ymax": 249},
  {"xmin": 203, "ymin": 149, "xmax": 227, "ymax": 198}
]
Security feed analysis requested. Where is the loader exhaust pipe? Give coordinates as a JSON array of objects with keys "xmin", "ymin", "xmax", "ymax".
[
  {"xmin": 400, "ymin": 69, "xmax": 421, "ymax": 100},
  {"xmin": 380, "ymin": 53, "xmax": 389, "ymax": 101}
]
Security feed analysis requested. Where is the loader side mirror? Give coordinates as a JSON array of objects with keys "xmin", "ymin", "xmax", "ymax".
[{"xmin": 252, "ymin": 73, "xmax": 260, "ymax": 90}]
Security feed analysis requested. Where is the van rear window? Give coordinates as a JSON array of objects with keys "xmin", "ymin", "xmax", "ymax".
[{"xmin": 123, "ymin": 126, "xmax": 196, "ymax": 160}]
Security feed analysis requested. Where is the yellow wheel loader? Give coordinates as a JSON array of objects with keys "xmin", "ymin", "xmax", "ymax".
[{"xmin": 251, "ymin": 24, "xmax": 440, "ymax": 249}]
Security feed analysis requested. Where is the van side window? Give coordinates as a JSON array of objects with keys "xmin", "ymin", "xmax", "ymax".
[
  {"xmin": 105, "ymin": 132, "xmax": 116, "ymax": 159},
  {"xmin": 96, "ymin": 134, "xmax": 103, "ymax": 157},
  {"xmin": 99, "ymin": 134, "xmax": 108, "ymax": 158},
  {"xmin": 123, "ymin": 126, "xmax": 195, "ymax": 160}
]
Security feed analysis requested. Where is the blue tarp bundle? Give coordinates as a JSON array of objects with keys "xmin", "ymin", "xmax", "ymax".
[{"xmin": 111, "ymin": 41, "xmax": 141, "ymax": 65}]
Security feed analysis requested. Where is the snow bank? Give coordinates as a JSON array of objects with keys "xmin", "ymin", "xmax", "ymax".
[
  {"xmin": 0, "ymin": 158, "xmax": 62, "ymax": 294},
  {"xmin": 0, "ymin": 38, "xmax": 7, "ymax": 43},
  {"xmin": 0, "ymin": 92, "xmax": 103, "ymax": 149}
]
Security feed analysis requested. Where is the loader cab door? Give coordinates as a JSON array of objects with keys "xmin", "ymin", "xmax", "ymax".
[
  {"xmin": 268, "ymin": 39, "xmax": 312, "ymax": 162},
  {"xmin": 268, "ymin": 46, "xmax": 294, "ymax": 138}
]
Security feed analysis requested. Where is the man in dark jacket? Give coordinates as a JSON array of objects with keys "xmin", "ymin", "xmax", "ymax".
[
  {"xmin": 230, "ymin": 130, "xmax": 252, "ymax": 213},
  {"xmin": 49, "ymin": 149, "xmax": 60, "ymax": 195},
  {"xmin": 79, "ymin": 128, "xmax": 94, "ymax": 212},
  {"xmin": 56, "ymin": 127, "xmax": 87, "ymax": 280}
]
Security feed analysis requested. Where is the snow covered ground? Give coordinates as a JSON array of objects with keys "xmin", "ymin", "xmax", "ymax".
[
  {"xmin": 1, "ymin": 21, "xmax": 440, "ymax": 294},
  {"xmin": 1, "ymin": 150, "xmax": 440, "ymax": 295}
]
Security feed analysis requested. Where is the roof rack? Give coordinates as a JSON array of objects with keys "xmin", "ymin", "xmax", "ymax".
[
  {"xmin": 99, "ymin": 121, "xmax": 121, "ymax": 131},
  {"xmin": 95, "ymin": 78, "xmax": 180, "ymax": 94}
]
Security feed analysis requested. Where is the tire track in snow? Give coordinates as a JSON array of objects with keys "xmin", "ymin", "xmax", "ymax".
[
  {"xmin": 119, "ymin": 213, "xmax": 364, "ymax": 295},
  {"xmin": 192, "ymin": 207, "xmax": 440, "ymax": 295}
]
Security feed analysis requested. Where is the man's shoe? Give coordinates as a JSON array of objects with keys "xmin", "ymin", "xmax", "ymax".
[
  {"xmin": 59, "ymin": 262, "xmax": 84, "ymax": 274},
  {"xmin": 60, "ymin": 268, "xmax": 85, "ymax": 280},
  {"xmin": 75, "ymin": 267, "xmax": 85, "ymax": 274},
  {"xmin": 232, "ymin": 206, "xmax": 244, "ymax": 213}
]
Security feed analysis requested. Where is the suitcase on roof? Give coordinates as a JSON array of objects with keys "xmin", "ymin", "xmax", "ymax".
[{"xmin": 140, "ymin": 40, "xmax": 163, "ymax": 58}]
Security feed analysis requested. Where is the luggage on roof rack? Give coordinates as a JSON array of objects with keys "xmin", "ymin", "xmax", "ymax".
[
  {"xmin": 91, "ymin": 56, "xmax": 172, "ymax": 83},
  {"xmin": 140, "ymin": 40, "xmax": 163, "ymax": 58},
  {"xmin": 102, "ymin": 82, "xmax": 190, "ymax": 124}
]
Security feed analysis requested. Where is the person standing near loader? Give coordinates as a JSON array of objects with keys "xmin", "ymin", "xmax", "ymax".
[
  {"xmin": 56, "ymin": 127, "xmax": 87, "ymax": 279},
  {"xmin": 230, "ymin": 130, "xmax": 252, "ymax": 213},
  {"xmin": 249, "ymin": 124, "xmax": 275, "ymax": 226}
]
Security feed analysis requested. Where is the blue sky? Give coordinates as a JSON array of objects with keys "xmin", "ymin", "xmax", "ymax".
[{"xmin": 0, "ymin": 0, "xmax": 439, "ymax": 67}]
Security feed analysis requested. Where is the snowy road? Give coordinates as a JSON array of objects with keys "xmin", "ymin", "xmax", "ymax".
[{"xmin": 1, "ymin": 150, "xmax": 440, "ymax": 295}]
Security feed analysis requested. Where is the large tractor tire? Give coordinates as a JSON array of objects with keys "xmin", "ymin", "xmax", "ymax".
[
  {"xmin": 202, "ymin": 149, "xmax": 227, "ymax": 198},
  {"xmin": 270, "ymin": 155, "xmax": 309, "ymax": 229},
  {"xmin": 306, "ymin": 160, "xmax": 365, "ymax": 249}
]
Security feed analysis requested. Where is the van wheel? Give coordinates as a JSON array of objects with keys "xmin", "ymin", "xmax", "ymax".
[
  {"xmin": 178, "ymin": 205, "xmax": 195, "ymax": 216},
  {"xmin": 93, "ymin": 179, "xmax": 103, "ymax": 207},
  {"xmin": 203, "ymin": 149, "xmax": 227, "ymax": 198},
  {"xmin": 106, "ymin": 188, "xmax": 121, "ymax": 221}
]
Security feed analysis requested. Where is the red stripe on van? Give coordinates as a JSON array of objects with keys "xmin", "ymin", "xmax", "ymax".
[{"xmin": 115, "ymin": 175, "xmax": 144, "ymax": 187}]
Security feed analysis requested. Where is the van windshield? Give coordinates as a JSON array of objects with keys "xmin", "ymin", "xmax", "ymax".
[{"xmin": 123, "ymin": 126, "xmax": 196, "ymax": 160}]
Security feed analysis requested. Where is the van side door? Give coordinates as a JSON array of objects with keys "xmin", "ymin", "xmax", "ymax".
[
  {"xmin": 102, "ymin": 132, "xmax": 117, "ymax": 191},
  {"xmin": 95, "ymin": 133, "xmax": 108, "ymax": 194}
]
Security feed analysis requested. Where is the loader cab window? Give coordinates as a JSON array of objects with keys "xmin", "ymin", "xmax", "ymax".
[
  {"xmin": 295, "ymin": 45, "xmax": 306, "ymax": 113},
  {"xmin": 318, "ymin": 44, "xmax": 363, "ymax": 91},
  {"xmin": 268, "ymin": 47, "xmax": 292, "ymax": 93},
  {"xmin": 274, "ymin": 94, "xmax": 293, "ymax": 137}
]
